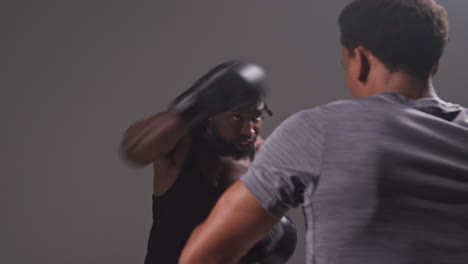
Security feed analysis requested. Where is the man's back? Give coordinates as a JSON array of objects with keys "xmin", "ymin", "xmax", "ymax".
[
  {"xmin": 306, "ymin": 93, "xmax": 468, "ymax": 263},
  {"xmin": 241, "ymin": 92, "xmax": 467, "ymax": 264}
]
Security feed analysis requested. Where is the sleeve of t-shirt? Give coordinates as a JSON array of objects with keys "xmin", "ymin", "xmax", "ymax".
[{"xmin": 241, "ymin": 108, "xmax": 324, "ymax": 218}]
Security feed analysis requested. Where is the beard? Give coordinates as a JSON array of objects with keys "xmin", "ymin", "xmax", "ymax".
[{"xmin": 207, "ymin": 125, "xmax": 255, "ymax": 160}]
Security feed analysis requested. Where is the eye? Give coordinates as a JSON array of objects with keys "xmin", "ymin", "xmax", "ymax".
[
  {"xmin": 251, "ymin": 115, "xmax": 263, "ymax": 123},
  {"xmin": 232, "ymin": 114, "xmax": 242, "ymax": 121}
]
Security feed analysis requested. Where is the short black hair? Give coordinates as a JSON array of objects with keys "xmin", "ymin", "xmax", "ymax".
[{"xmin": 339, "ymin": 0, "xmax": 449, "ymax": 78}]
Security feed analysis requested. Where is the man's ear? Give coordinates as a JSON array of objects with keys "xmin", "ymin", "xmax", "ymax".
[
  {"xmin": 355, "ymin": 47, "xmax": 370, "ymax": 83},
  {"xmin": 431, "ymin": 62, "xmax": 439, "ymax": 77}
]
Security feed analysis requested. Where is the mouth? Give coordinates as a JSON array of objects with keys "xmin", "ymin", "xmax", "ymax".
[{"xmin": 236, "ymin": 140, "xmax": 254, "ymax": 151}]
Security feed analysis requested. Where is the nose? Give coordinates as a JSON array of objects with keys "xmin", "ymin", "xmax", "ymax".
[{"xmin": 240, "ymin": 120, "xmax": 255, "ymax": 137}]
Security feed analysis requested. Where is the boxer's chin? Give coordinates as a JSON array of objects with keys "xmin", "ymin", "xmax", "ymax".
[
  {"xmin": 215, "ymin": 141, "xmax": 253, "ymax": 160},
  {"xmin": 229, "ymin": 144, "xmax": 254, "ymax": 160},
  {"xmin": 208, "ymin": 125, "xmax": 254, "ymax": 159}
]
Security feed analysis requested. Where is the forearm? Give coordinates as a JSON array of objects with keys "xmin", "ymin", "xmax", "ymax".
[
  {"xmin": 120, "ymin": 111, "xmax": 190, "ymax": 166},
  {"xmin": 179, "ymin": 225, "xmax": 236, "ymax": 264},
  {"xmin": 179, "ymin": 181, "xmax": 279, "ymax": 264}
]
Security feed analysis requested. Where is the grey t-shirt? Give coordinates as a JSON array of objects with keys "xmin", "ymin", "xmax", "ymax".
[{"xmin": 241, "ymin": 93, "xmax": 468, "ymax": 264}]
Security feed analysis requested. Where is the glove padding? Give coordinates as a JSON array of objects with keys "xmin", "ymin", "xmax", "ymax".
[
  {"xmin": 169, "ymin": 60, "xmax": 267, "ymax": 127},
  {"xmin": 239, "ymin": 215, "xmax": 297, "ymax": 264}
]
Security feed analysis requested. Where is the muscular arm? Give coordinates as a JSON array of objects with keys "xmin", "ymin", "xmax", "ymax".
[
  {"xmin": 120, "ymin": 111, "xmax": 190, "ymax": 166},
  {"xmin": 179, "ymin": 181, "xmax": 279, "ymax": 264}
]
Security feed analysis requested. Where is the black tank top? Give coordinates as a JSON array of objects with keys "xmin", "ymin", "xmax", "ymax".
[{"xmin": 144, "ymin": 143, "xmax": 223, "ymax": 264}]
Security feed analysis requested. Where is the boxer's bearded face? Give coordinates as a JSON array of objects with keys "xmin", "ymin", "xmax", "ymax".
[
  {"xmin": 209, "ymin": 123, "xmax": 255, "ymax": 160},
  {"xmin": 206, "ymin": 106, "xmax": 263, "ymax": 160}
]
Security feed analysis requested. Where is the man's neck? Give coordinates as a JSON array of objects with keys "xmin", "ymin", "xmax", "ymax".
[
  {"xmin": 369, "ymin": 69, "xmax": 439, "ymax": 100},
  {"xmin": 198, "ymin": 147, "xmax": 251, "ymax": 189}
]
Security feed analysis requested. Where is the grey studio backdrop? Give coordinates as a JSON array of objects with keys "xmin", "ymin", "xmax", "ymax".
[{"xmin": 3, "ymin": 0, "xmax": 468, "ymax": 263}]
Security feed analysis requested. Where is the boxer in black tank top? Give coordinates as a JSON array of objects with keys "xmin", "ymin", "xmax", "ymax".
[
  {"xmin": 145, "ymin": 135, "xmax": 223, "ymax": 263},
  {"xmin": 121, "ymin": 61, "xmax": 300, "ymax": 264}
]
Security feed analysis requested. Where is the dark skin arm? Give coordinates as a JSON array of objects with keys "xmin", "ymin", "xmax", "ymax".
[
  {"xmin": 179, "ymin": 181, "xmax": 279, "ymax": 264},
  {"xmin": 120, "ymin": 111, "xmax": 190, "ymax": 166}
]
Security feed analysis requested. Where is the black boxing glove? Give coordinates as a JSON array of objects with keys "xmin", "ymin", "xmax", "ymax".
[
  {"xmin": 169, "ymin": 60, "xmax": 267, "ymax": 127},
  {"xmin": 239, "ymin": 215, "xmax": 297, "ymax": 264}
]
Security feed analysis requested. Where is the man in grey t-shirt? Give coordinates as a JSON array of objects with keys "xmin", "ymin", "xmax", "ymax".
[{"xmin": 179, "ymin": 1, "xmax": 468, "ymax": 264}]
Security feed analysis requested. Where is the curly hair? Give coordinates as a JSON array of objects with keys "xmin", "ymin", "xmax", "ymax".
[{"xmin": 339, "ymin": 0, "xmax": 449, "ymax": 78}]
